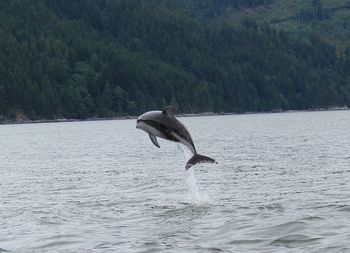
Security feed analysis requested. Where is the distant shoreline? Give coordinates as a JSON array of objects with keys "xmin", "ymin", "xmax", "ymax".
[{"xmin": 0, "ymin": 107, "xmax": 348, "ymax": 126}]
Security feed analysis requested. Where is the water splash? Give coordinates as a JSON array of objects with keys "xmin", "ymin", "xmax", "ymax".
[
  {"xmin": 176, "ymin": 144, "xmax": 211, "ymax": 205},
  {"xmin": 184, "ymin": 168, "xmax": 211, "ymax": 205}
]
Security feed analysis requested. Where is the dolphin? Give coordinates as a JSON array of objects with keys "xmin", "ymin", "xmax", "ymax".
[{"xmin": 136, "ymin": 106, "xmax": 216, "ymax": 170}]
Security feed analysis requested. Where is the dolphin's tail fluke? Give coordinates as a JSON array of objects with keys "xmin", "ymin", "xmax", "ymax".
[{"xmin": 185, "ymin": 154, "xmax": 216, "ymax": 170}]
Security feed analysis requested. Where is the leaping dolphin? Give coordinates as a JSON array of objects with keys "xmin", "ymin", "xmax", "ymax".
[{"xmin": 136, "ymin": 106, "xmax": 216, "ymax": 170}]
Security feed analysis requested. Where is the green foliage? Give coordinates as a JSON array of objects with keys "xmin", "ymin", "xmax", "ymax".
[
  {"xmin": 230, "ymin": 0, "xmax": 350, "ymax": 49},
  {"xmin": 0, "ymin": 0, "xmax": 349, "ymax": 120}
]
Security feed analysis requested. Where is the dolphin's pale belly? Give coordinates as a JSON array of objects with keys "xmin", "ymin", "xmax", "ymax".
[{"xmin": 137, "ymin": 121, "xmax": 167, "ymax": 139}]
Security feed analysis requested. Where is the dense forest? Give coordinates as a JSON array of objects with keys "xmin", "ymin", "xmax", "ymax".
[{"xmin": 0, "ymin": 0, "xmax": 350, "ymax": 120}]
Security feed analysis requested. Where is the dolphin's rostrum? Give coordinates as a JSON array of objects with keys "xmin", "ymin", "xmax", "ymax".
[{"xmin": 136, "ymin": 106, "xmax": 216, "ymax": 169}]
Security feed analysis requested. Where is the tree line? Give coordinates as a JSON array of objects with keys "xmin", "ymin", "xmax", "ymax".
[{"xmin": 0, "ymin": 0, "xmax": 349, "ymax": 120}]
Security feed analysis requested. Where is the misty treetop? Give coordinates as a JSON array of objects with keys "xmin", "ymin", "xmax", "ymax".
[{"xmin": 0, "ymin": 0, "xmax": 349, "ymax": 120}]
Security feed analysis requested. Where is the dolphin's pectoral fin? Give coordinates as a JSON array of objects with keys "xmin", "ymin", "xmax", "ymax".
[
  {"xmin": 162, "ymin": 106, "xmax": 176, "ymax": 117},
  {"xmin": 149, "ymin": 134, "xmax": 160, "ymax": 148}
]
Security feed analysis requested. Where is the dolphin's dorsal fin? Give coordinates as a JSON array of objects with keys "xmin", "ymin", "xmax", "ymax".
[
  {"xmin": 162, "ymin": 106, "xmax": 176, "ymax": 117},
  {"xmin": 149, "ymin": 134, "xmax": 160, "ymax": 148}
]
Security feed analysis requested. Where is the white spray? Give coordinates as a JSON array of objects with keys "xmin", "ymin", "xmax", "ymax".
[{"xmin": 177, "ymin": 144, "xmax": 211, "ymax": 205}]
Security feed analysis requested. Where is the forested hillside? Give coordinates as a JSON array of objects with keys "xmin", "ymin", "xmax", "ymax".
[
  {"xmin": 216, "ymin": 0, "xmax": 350, "ymax": 49},
  {"xmin": 0, "ymin": 0, "xmax": 350, "ymax": 120}
]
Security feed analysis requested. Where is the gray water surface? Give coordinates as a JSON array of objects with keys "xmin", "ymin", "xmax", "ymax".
[{"xmin": 1, "ymin": 111, "xmax": 350, "ymax": 252}]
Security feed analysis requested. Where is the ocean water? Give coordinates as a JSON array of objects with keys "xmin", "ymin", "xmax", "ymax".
[{"xmin": 1, "ymin": 110, "xmax": 350, "ymax": 252}]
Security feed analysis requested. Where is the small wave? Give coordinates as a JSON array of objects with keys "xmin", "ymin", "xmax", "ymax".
[
  {"xmin": 197, "ymin": 246, "xmax": 225, "ymax": 252},
  {"xmin": 269, "ymin": 234, "xmax": 321, "ymax": 247},
  {"xmin": 300, "ymin": 216, "xmax": 324, "ymax": 221},
  {"xmin": 229, "ymin": 239, "xmax": 266, "ymax": 246},
  {"xmin": 159, "ymin": 205, "xmax": 210, "ymax": 218},
  {"xmin": 257, "ymin": 203, "xmax": 284, "ymax": 211},
  {"xmin": 315, "ymin": 203, "xmax": 344, "ymax": 210},
  {"xmin": 0, "ymin": 248, "xmax": 11, "ymax": 253},
  {"xmin": 30, "ymin": 234, "xmax": 84, "ymax": 250},
  {"xmin": 337, "ymin": 205, "xmax": 350, "ymax": 212},
  {"xmin": 263, "ymin": 221, "xmax": 307, "ymax": 237},
  {"xmin": 317, "ymin": 246, "xmax": 350, "ymax": 253},
  {"xmin": 32, "ymin": 240, "xmax": 82, "ymax": 250}
]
